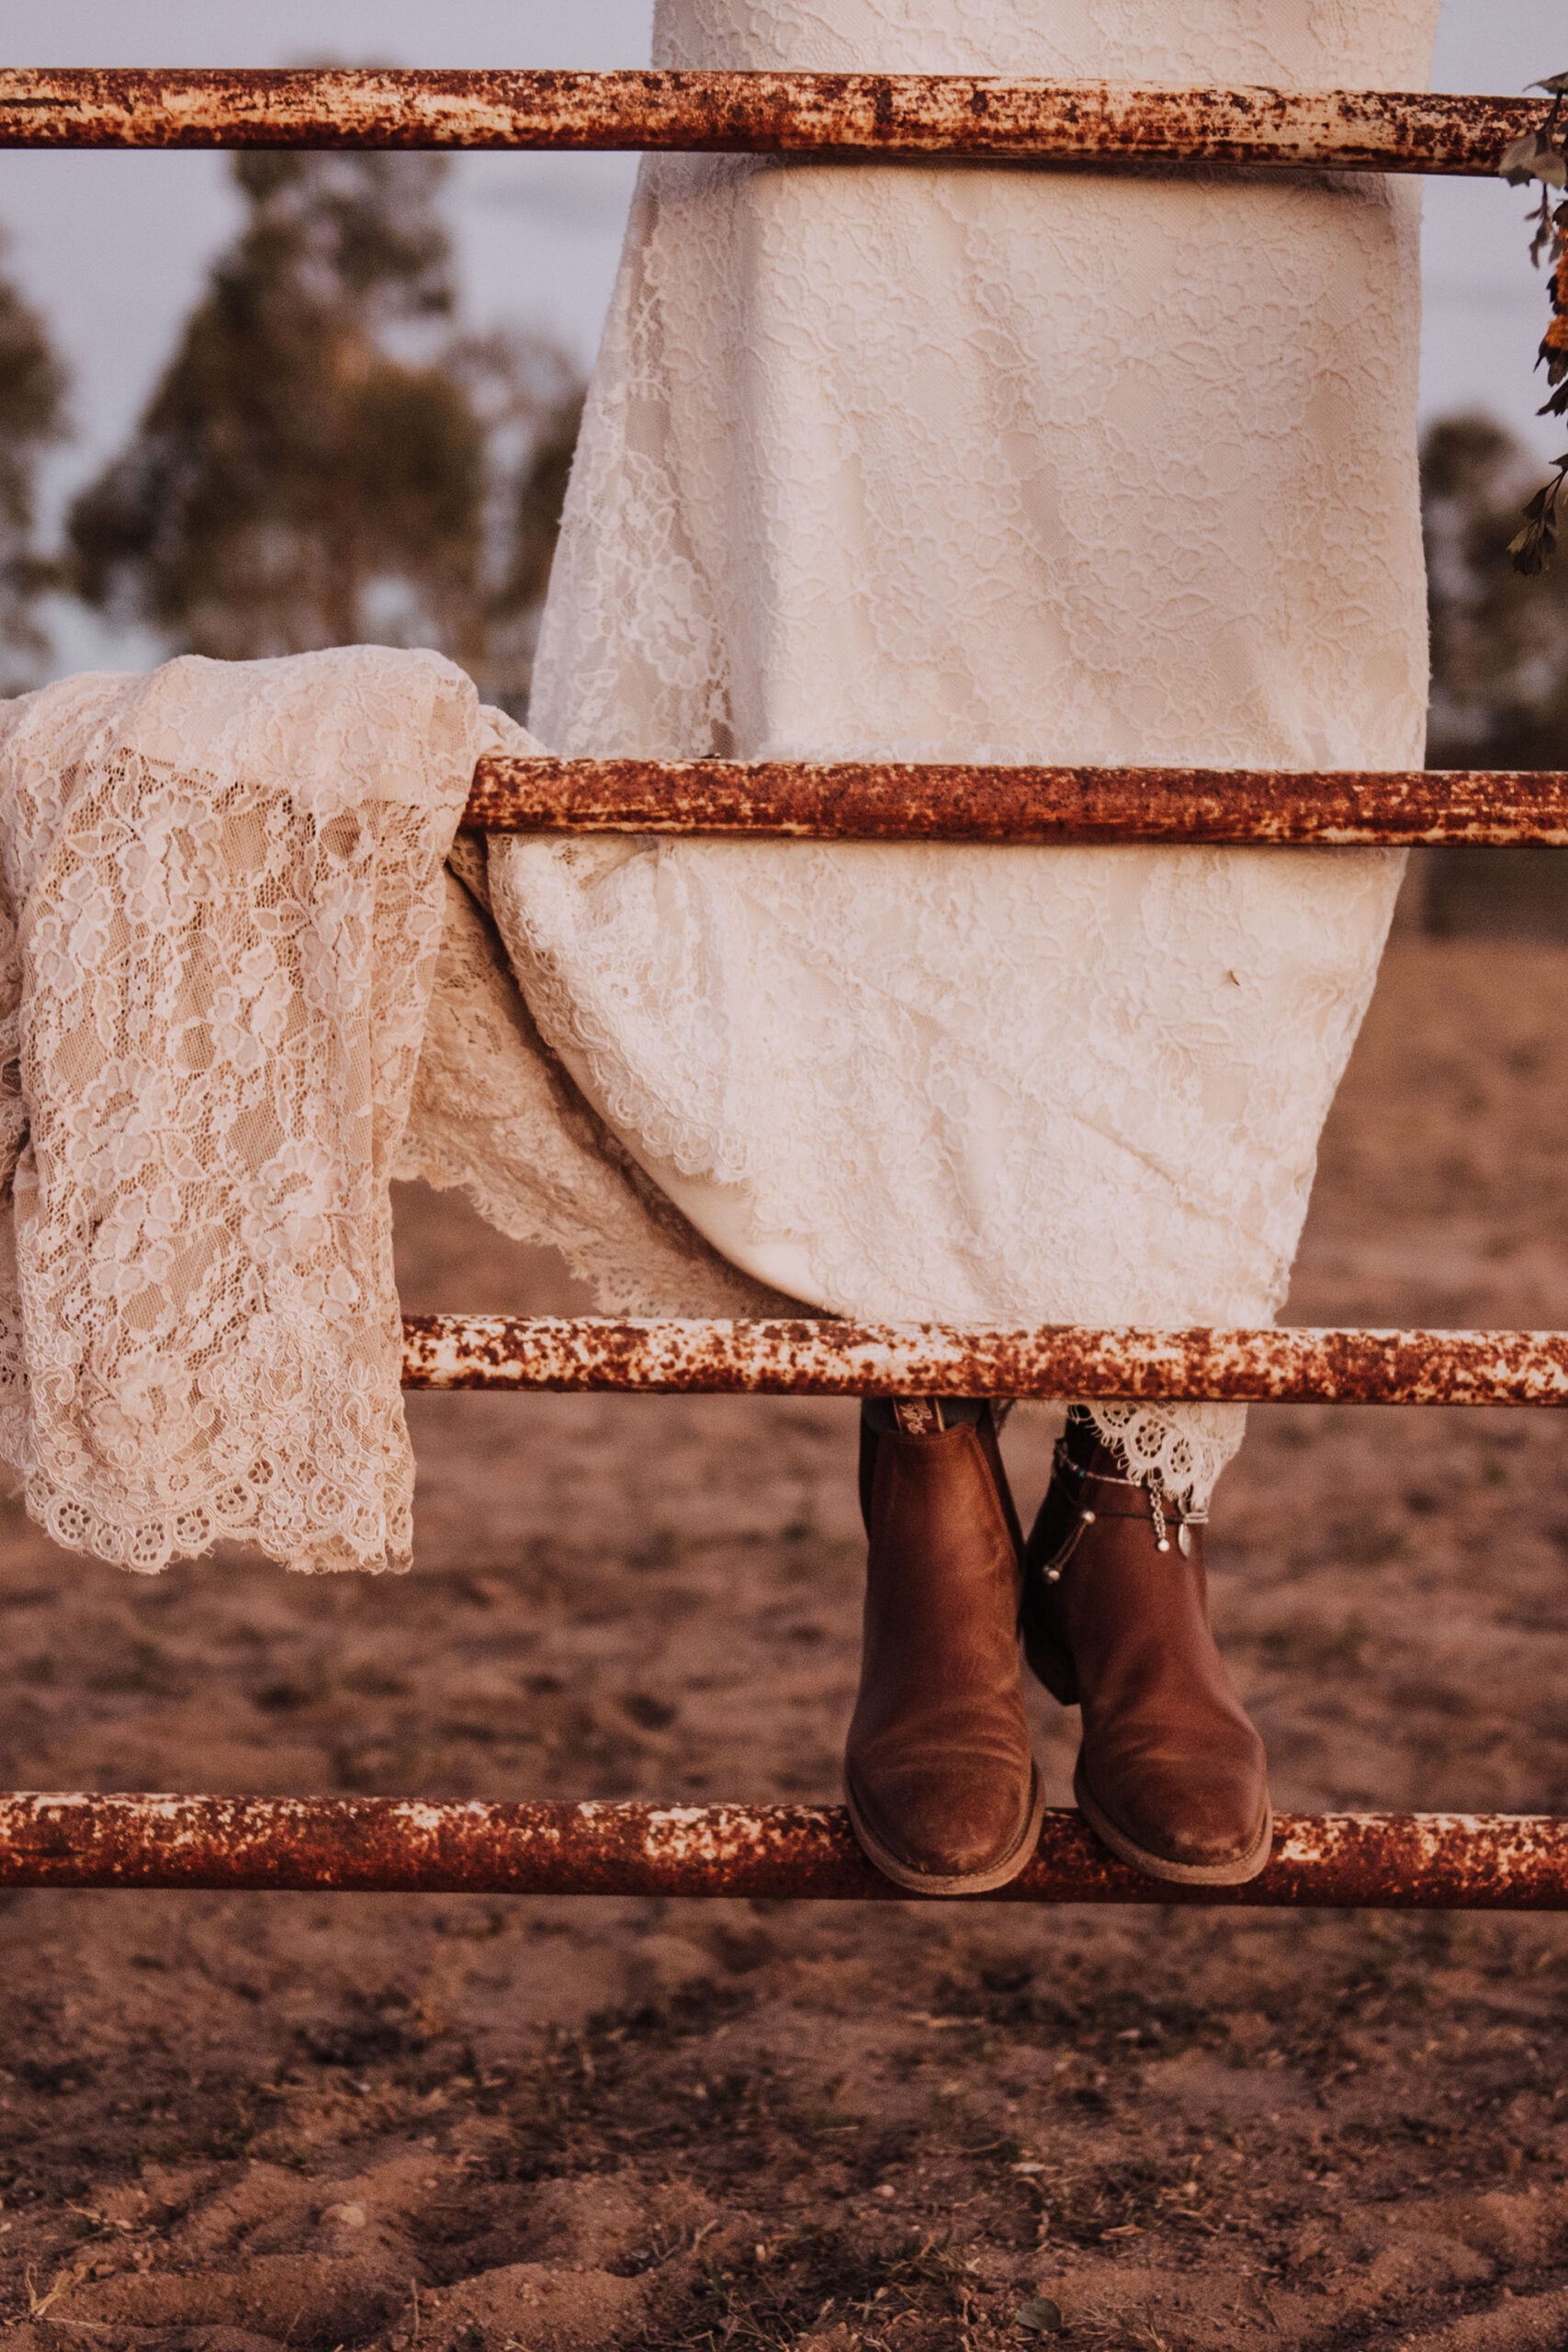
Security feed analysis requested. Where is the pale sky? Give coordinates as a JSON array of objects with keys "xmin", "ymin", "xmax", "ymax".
[{"xmin": 0, "ymin": 0, "xmax": 1561, "ymax": 673}]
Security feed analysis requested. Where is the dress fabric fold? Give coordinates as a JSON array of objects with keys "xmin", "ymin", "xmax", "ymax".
[{"xmin": 491, "ymin": 0, "xmax": 1443, "ymax": 1510}]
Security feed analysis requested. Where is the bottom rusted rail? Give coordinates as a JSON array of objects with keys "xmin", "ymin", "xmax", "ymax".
[{"xmin": 2, "ymin": 1798, "xmax": 1565, "ymax": 1908}]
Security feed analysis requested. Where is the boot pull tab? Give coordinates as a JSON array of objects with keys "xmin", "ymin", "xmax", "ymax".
[{"xmin": 893, "ymin": 1398, "xmax": 944, "ymax": 1437}]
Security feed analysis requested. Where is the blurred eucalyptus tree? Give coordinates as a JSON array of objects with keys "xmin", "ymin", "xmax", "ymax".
[
  {"xmin": 1420, "ymin": 413, "xmax": 1568, "ymax": 934},
  {"xmin": 68, "ymin": 149, "xmax": 581, "ymax": 717},
  {"xmin": 1425, "ymin": 413, "xmax": 1568, "ymax": 769},
  {"xmin": 0, "ymin": 243, "xmax": 67, "ymax": 689}
]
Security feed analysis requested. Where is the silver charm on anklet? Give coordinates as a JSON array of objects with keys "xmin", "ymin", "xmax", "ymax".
[{"xmin": 1035, "ymin": 1442, "xmax": 1206, "ymax": 1582}]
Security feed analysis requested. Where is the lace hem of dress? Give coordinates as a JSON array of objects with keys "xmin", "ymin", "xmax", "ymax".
[
  {"xmin": 1077, "ymin": 1400, "xmax": 1246, "ymax": 1513},
  {"xmin": 0, "ymin": 1273, "xmax": 409, "ymax": 1576}
]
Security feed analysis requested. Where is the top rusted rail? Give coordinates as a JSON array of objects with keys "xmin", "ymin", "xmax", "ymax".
[
  {"xmin": 0, "ymin": 71, "xmax": 1546, "ymax": 174},
  {"xmin": 462, "ymin": 758, "xmax": 1568, "ymax": 846}
]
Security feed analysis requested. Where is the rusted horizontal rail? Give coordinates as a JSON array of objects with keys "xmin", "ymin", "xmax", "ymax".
[
  {"xmin": 463, "ymin": 758, "xmax": 1568, "ymax": 845},
  {"xmin": 0, "ymin": 70, "xmax": 1547, "ymax": 175},
  {"xmin": 3, "ymin": 1796, "xmax": 1565, "ymax": 1908},
  {"xmin": 399, "ymin": 1318, "xmax": 1568, "ymax": 1405}
]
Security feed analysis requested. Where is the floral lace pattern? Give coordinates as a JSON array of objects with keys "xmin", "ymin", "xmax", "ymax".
[
  {"xmin": 0, "ymin": 650, "xmax": 477, "ymax": 1574},
  {"xmin": 492, "ymin": 0, "xmax": 1442, "ymax": 1510}
]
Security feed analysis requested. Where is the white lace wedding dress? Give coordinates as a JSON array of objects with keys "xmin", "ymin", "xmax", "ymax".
[
  {"xmin": 488, "ymin": 0, "xmax": 1443, "ymax": 1509},
  {"xmin": 0, "ymin": 1, "xmax": 1446, "ymax": 1577}
]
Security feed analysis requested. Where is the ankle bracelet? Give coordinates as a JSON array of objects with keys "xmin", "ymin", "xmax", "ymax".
[{"xmin": 1035, "ymin": 1440, "xmax": 1207, "ymax": 1582}]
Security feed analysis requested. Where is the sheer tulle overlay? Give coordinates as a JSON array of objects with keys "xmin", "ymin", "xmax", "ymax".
[{"xmin": 491, "ymin": 0, "xmax": 1442, "ymax": 1508}]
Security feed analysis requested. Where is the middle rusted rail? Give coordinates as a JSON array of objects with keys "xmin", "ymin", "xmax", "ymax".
[
  {"xmin": 400, "ymin": 1319, "xmax": 1568, "ymax": 1405},
  {"xmin": 5, "ymin": 1796, "xmax": 1566, "ymax": 1908},
  {"xmin": 462, "ymin": 759, "xmax": 1568, "ymax": 845}
]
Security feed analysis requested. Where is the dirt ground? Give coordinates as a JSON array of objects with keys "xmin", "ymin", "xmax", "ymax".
[{"xmin": 4, "ymin": 925, "xmax": 1568, "ymax": 2352}]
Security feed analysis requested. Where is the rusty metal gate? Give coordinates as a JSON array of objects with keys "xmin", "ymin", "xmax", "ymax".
[{"xmin": 0, "ymin": 67, "xmax": 1563, "ymax": 1908}]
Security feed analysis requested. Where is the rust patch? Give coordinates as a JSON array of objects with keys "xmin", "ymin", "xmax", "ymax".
[
  {"xmin": 462, "ymin": 757, "xmax": 1568, "ymax": 846},
  {"xmin": 399, "ymin": 1317, "xmax": 1568, "ymax": 1405},
  {"xmin": 0, "ymin": 70, "xmax": 1546, "ymax": 176},
  {"xmin": 1, "ymin": 1796, "xmax": 1565, "ymax": 1908}
]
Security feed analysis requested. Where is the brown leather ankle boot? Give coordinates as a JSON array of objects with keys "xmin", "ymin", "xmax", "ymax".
[
  {"xmin": 1021, "ymin": 1435, "xmax": 1271, "ymax": 1886},
  {"xmin": 846, "ymin": 1400, "xmax": 1044, "ymax": 1894}
]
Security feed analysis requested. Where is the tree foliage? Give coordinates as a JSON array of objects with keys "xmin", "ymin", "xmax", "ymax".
[
  {"xmin": 0, "ymin": 247, "xmax": 68, "ymax": 685},
  {"xmin": 1420, "ymin": 413, "xmax": 1568, "ymax": 935},
  {"xmin": 68, "ymin": 149, "xmax": 581, "ymax": 711},
  {"xmin": 1423, "ymin": 413, "xmax": 1568, "ymax": 770}
]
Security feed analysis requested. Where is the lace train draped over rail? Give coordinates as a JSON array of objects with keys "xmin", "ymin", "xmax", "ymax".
[
  {"xmin": 0, "ymin": 650, "xmax": 481, "ymax": 1575},
  {"xmin": 492, "ymin": 0, "xmax": 1443, "ymax": 1510},
  {"xmin": 0, "ymin": 650, "xmax": 798, "ymax": 1577}
]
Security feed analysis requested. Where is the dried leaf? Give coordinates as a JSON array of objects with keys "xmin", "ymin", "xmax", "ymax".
[
  {"xmin": 1501, "ymin": 130, "xmax": 1568, "ymax": 187},
  {"xmin": 1510, "ymin": 462, "xmax": 1564, "ymax": 576}
]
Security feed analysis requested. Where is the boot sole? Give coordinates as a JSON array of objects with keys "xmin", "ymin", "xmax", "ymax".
[
  {"xmin": 845, "ymin": 1763, "xmax": 1046, "ymax": 1897},
  {"xmin": 1073, "ymin": 1754, "xmax": 1273, "ymax": 1887}
]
